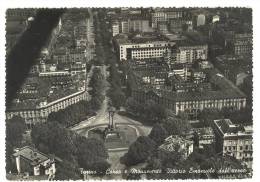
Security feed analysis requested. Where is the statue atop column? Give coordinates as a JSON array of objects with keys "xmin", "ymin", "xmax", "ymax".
[{"xmin": 103, "ymin": 107, "xmax": 121, "ymax": 141}]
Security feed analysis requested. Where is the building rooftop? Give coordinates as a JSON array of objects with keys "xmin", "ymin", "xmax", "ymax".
[
  {"xmin": 177, "ymin": 39, "xmax": 208, "ymax": 47},
  {"xmin": 214, "ymin": 119, "xmax": 252, "ymax": 137},
  {"xmin": 159, "ymin": 135, "xmax": 193, "ymax": 152},
  {"xmin": 192, "ymin": 127, "xmax": 215, "ymax": 137},
  {"xmin": 133, "ymin": 66, "xmax": 246, "ymax": 102},
  {"xmin": 13, "ymin": 146, "xmax": 50, "ymax": 166}
]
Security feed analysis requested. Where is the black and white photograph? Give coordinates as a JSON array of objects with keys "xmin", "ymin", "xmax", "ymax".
[{"xmin": 4, "ymin": 5, "xmax": 255, "ymax": 181}]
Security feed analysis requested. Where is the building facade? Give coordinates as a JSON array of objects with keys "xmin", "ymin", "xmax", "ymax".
[
  {"xmin": 12, "ymin": 146, "xmax": 56, "ymax": 177},
  {"xmin": 165, "ymin": 43, "xmax": 208, "ymax": 64},
  {"xmin": 151, "ymin": 9, "xmax": 183, "ymax": 28},
  {"xmin": 112, "ymin": 23, "xmax": 120, "ymax": 37},
  {"xmin": 159, "ymin": 135, "xmax": 194, "ymax": 159},
  {"xmin": 177, "ymin": 44, "xmax": 208, "ymax": 63},
  {"xmin": 213, "ymin": 119, "xmax": 253, "ymax": 169},
  {"xmin": 132, "ymin": 88, "xmax": 246, "ymax": 115},
  {"xmin": 192, "ymin": 127, "xmax": 215, "ymax": 149},
  {"xmin": 118, "ymin": 41, "xmax": 175, "ymax": 61},
  {"xmin": 6, "ymin": 90, "xmax": 88, "ymax": 127}
]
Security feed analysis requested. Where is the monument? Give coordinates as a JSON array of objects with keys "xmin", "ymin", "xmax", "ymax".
[
  {"xmin": 87, "ymin": 106, "xmax": 138, "ymax": 149},
  {"xmin": 103, "ymin": 107, "xmax": 121, "ymax": 142}
]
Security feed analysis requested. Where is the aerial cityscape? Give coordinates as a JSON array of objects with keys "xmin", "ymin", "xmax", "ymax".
[{"xmin": 5, "ymin": 8, "xmax": 253, "ymax": 180}]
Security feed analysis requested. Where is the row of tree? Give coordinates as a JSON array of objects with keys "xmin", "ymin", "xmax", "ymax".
[
  {"xmin": 88, "ymin": 67, "xmax": 106, "ymax": 110},
  {"xmin": 93, "ymin": 10, "xmax": 127, "ymax": 109},
  {"xmin": 47, "ymin": 101, "xmax": 95, "ymax": 127},
  {"xmin": 46, "ymin": 67, "xmax": 106, "ymax": 128},
  {"xmin": 107, "ymin": 65, "xmax": 126, "ymax": 109}
]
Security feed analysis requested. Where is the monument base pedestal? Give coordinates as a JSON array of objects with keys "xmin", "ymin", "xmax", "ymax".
[{"xmin": 103, "ymin": 127, "xmax": 121, "ymax": 142}]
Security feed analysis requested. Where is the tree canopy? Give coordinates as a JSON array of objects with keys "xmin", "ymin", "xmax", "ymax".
[
  {"xmin": 31, "ymin": 121, "xmax": 110, "ymax": 178},
  {"xmin": 149, "ymin": 123, "xmax": 168, "ymax": 146},
  {"xmin": 121, "ymin": 136, "xmax": 156, "ymax": 166}
]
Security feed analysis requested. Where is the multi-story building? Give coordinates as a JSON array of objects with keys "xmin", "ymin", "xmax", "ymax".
[
  {"xmin": 214, "ymin": 54, "xmax": 251, "ymax": 86},
  {"xmin": 213, "ymin": 119, "xmax": 253, "ymax": 169},
  {"xmin": 112, "ymin": 22, "xmax": 120, "ymax": 37},
  {"xmin": 6, "ymin": 9, "xmax": 89, "ymax": 128},
  {"xmin": 159, "ymin": 135, "xmax": 194, "ymax": 159},
  {"xmin": 121, "ymin": 20, "xmax": 129, "ymax": 33},
  {"xmin": 177, "ymin": 43, "xmax": 208, "ymax": 63},
  {"xmin": 157, "ymin": 21, "xmax": 168, "ymax": 34},
  {"xmin": 197, "ymin": 14, "xmax": 206, "ymax": 27},
  {"xmin": 70, "ymin": 61, "xmax": 86, "ymax": 75},
  {"xmin": 233, "ymin": 33, "xmax": 252, "ymax": 56},
  {"xmin": 192, "ymin": 127, "xmax": 215, "ymax": 149},
  {"xmin": 198, "ymin": 60, "xmax": 213, "ymax": 69},
  {"xmin": 166, "ymin": 42, "xmax": 208, "ymax": 64},
  {"xmin": 68, "ymin": 48, "xmax": 86, "ymax": 63},
  {"xmin": 6, "ymin": 9, "xmax": 37, "ymax": 18},
  {"xmin": 130, "ymin": 59, "xmax": 169, "ymax": 88},
  {"xmin": 169, "ymin": 19, "xmax": 185, "ymax": 33},
  {"xmin": 170, "ymin": 64, "xmax": 189, "ymax": 80},
  {"xmin": 12, "ymin": 146, "xmax": 56, "ymax": 177},
  {"xmin": 6, "ymin": 90, "xmax": 88, "ymax": 127},
  {"xmin": 117, "ymin": 41, "xmax": 175, "ymax": 61},
  {"xmin": 132, "ymin": 69, "xmax": 247, "ymax": 115},
  {"xmin": 129, "ymin": 19, "xmax": 150, "ymax": 32},
  {"xmin": 212, "ymin": 15, "xmax": 220, "ymax": 23},
  {"xmin": 151, "ymin": 8, "xmax": 183, "ymax": 28},
  {"xmin": 53, "ymin": 48, "xmax": 68, "ymax": 64}
]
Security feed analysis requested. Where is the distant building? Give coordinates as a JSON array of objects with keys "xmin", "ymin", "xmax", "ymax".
[
  {"xmin": 214, "ymin": 54, "xmax": 251, "ymax": 85},
  {"xmin": 209, "ymin": 44, "xmax": 224, "ymax": 58},
  {"xmin": 159, "ymin": 135, "xmax": 194, "ymax": 159},
  {"xmin": 68, "ymin": 48, "xmax": 86, "ymax": 63},
  {"xmin": 213, "ymin": 119, "xmax": 253, "ymax": 169},
  {"xmin": 212, "ymin": 15, "xmax": 220, "ymax": 23},
  {"xmin": 177, "ymin": 43, "xmax": 208, "ymax": 63},
  {"xmin": 38, "ymin": 71, "xmax": 71, "ymax": 77},
  {"xmin": 132, "ymin": 69, "xmax": 247, "ymax": 115},
  {"xmin": 129, "ymin": 19, "xmax": 150, "ymax": 33},
  {"xmin": 166, "ymin": 42, "xmax": 208, "ymax": 64},
  {"xmin": 233, "ymin": 33, "xmax": 252, "ymax": 56},
  {"xmin": 116, "ymin": 40, "xmax": 175, "ymax": 61},
  {"xmin": 198, "ymin": 60, "xmax": 213, "ymax": 69},
  {"xmin": 192, "ymin": 127, "xmax": 215, "ymax": 149},
  {"xmin": 157, "ymin": 21, "xmax": 168, "ymax": 34},
  {"xmin": 169, "ymin": 19, "xmax": 185, "ymax": 33},
  {"xmin": 6, "ymin": 90, "xmax": 88, "ymax": 127},
  {"xmin": 171, "ymin": 64, "xmax": 189, "ymax": 80},
  {"xmin": 130, "ymin": 59, "xmax": 169, "ymax": 88},
  {"xmin": 6, "ymin": 9, "xmax": 37, "ymax": 18},
  {"xmin": 12, "ymin": 146, "xmax": 56, "ymax": 177},
  {"xmin": 112, "ymin": 22, "xmax": 120, "ymax": 37},
  {"xmin": 151, "ymin": 8, "xmax": 183, "ymax": 28},
  {"xmin": 121, "ymin": 20, "xmax": 129, "ymax": 33},
  {"xmin": 53, "ymin": 49, "xmax": 68, "ymax": 64},
  {"xmin": 197, "ymin": 14, "xmax": 206, "ymax": 27}
]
